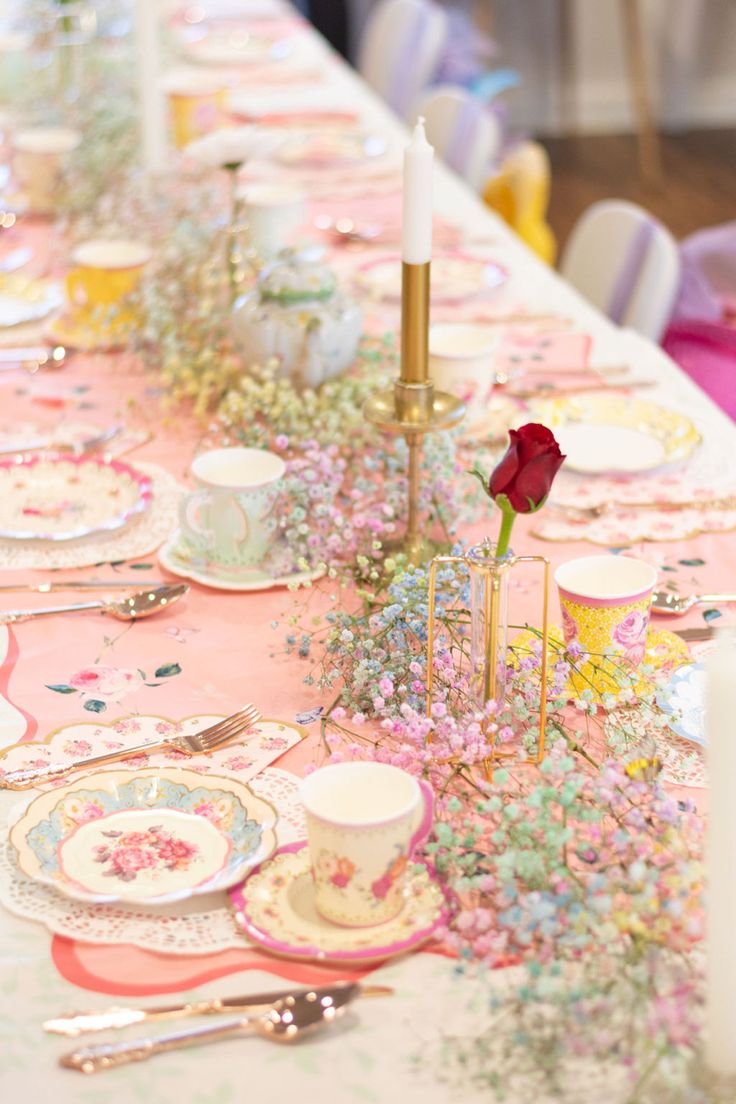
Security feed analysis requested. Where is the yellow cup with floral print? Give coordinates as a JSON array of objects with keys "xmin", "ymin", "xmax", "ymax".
[
  {"xmin": 65, "ymin": 239, "xmax": 151, "ymax": 341},
  {"xmin": 165, "ymin": 71, "xmax": 227, "ymax": 149},
  {"xmin": 300, "ymin": 762, "xmax": 433, "ymax": 928},
  {"xmin": 555, "ymin": 555, "xmax": 657, "ymax": 697}
]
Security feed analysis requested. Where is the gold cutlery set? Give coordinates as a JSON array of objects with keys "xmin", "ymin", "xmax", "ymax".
[{"xmin": 50, "ymin": 982, "xmax": 393, "ymax": 1072}]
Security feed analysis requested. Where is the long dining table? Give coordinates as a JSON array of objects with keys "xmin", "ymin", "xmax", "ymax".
[{"xmin": 0, "ymin": 3, "xmax": 734, "ymax": 1101}]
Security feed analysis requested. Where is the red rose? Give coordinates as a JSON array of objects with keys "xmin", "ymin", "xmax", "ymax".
[{"xmin": 488, "ymin": 424, "xmax": 565, "ymax": 514}]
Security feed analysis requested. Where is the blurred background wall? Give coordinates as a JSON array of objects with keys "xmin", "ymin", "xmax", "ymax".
[{"xmin": 347, "ymin": 0, "xmax": 736, "ymax": 134}]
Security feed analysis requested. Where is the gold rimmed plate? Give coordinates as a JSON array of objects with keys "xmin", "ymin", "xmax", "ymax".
[
  {"xmin": 8, "ymin": 766, "xmax": 278, "ymax": 906},
  {"xmin": 526, "ymin": 395, "xmax": 701, "ymax": 475}
]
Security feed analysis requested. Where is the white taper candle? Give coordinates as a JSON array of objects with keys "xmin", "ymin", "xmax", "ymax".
[
  {"xmin": 135, "ymin": 0, "xmax": 167, "ymax": 174},
  {"xmin": 705, "ymin": 631, "xmax": 736, "ymax": 1077},
  {"xmin": 401, "ymin": 117, "xmax": 433, "ymax": 265}
]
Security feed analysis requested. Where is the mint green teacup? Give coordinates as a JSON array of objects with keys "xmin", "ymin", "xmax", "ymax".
[{"xmin": 179, "ymin": 447, "xmax": 286, "ymax": 570}]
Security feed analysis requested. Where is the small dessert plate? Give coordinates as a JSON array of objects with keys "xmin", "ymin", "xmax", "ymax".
[
  {"xmin": 229, "ymin": 841, "xmax": 448, "ymax": 965},
  {"xmin": 45, "ymin": 313, "xmax": 122, "ymax": 352},
  {"xmin": 355, "ymin": 252, "xmax": 507, "ymax": 304},
  {"xmin": 276, "ymin": 131, "xmax": 387, "ymax": 168},
  {"xmin": 8, "ymin": 766, "xmax": 278, "ymax": 906},
  {"xmin": 527, "ymin": 395, "xmax": 701, "ymax": 475},
  {"xmin": 159, "ymin": 532, "xmax": 323, "ymax": 592},
  {"xmin": 656, "ymin": 663, "xmax": 706, "ymax": 747},
  {"xmin": 0, "ymin": 274, "xmax": 63, "ymax": 328},
  {"xmin": 0, "ymin": 454, "xmax": 152, "ymax": 542},
  {"xmin": 511, "ymin": 624, "xmax": 690, "ymax": 701}
]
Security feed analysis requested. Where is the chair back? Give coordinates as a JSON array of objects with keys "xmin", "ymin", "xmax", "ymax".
[
  {"xmin": 413, "ymin": 84, "xmax": 503, "ymax": 191},
  {"xmin": 483, "ymin": 141, "xmax": 557, "ymax": 264},
  {"xmin": 358, "ymin": 0, "xmax": 448, "ymax": 119},
  {"xmin": 560, "ymin": 199, "xmax": 680, "ymax": 341}
]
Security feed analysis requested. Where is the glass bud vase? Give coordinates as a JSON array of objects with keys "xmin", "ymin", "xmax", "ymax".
[
  {"xmin": 53, "ymin": 1, "xmax": 97, "ymax": 101},
  {"xmin": 467, "ymin": 538, "xmax": 514, "ymax": 712}
]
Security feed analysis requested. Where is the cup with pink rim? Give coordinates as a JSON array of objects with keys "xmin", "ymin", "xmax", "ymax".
[
  {"xmin": 299, "ymin": 761, "xmax": 434, "ymax": 927},
  {"xmin": 554, "ymin": 555, "xmax": 658, "ymax": 686},
  {"xmin": 428, "ymin": 323, "xmax": 501, "ymax": 427}
]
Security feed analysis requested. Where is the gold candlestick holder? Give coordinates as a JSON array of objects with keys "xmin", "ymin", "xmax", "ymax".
[{"xmin": 363, "ymin": 261, "xmax": 465, "ymax": 564}]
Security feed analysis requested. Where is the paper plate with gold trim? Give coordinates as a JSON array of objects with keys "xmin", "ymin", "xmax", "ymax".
[{"xmin": 526, "ymin": 395, "xmax": 701, "ymax": 475}]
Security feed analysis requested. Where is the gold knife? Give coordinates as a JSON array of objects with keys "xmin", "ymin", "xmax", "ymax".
[
  {"xmin": 44, "ymin": 982, "xmax": 393, "ymax": 1036},
  {"xmin": 0, "ymin": 580, "xmax": 154, "ymax": 593}
]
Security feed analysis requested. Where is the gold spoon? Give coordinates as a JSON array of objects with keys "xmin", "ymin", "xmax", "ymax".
[{"xmin": 0, "ymin": 583, "xmax": 189, "ymax": 624}]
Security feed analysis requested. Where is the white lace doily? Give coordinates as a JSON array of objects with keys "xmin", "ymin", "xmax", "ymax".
[
  {"xmin": 0, "ymin": 461, "xmax": 182, "ymax": 570},
  {"xmin": 0, "ymin": 766, "xmax": 305, "ymax": 954}
]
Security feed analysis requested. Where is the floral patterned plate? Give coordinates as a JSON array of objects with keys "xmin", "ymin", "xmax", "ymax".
[
  {"xmin": 159, "ymin": 532, "xmax": 323, "ymax": 591},
  {"xmin": 510, "ymin": 624, "xmax": 690, "ymax": 701},
  {"xmin": 276, "ymin": 131, "xmax": 387, "ymax": 168},
  {"xmin": 8, "ymin": 766, "xmax": 278, "ymax": 905},
  {"xmin": 229, "ymin": 841, "xmax": 448, "ymax": 965},
  {"xmin": 354, "ymin": 253, "xmax": 507, "ymax": 304},
  {"xmin": 0, "ymin": 454, "xmax": 153, "ymax": 541},
  {"xmin": 656, "ymin": 663, "xmax": 706, "ymax": 746},
  {"xmin": 0, "ymin": 274, "xmax": 63, "ymax": 328}
]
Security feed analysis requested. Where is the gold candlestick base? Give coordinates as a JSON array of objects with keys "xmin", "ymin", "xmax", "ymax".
[{"xmin": 364, "ymin": 380, "xmax": 465, "ymax": 565}]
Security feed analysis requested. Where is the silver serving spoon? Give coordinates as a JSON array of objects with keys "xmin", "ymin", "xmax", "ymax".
[
  {"xmin": 0, "ymin": 584, "xmax": 188, "ymax": 624},
  {"xmin": 650, "ymin": 589, "xmax": 736, "ymax": 616},
  {"xmin": 60, "ymin": 984, "xmax": 360, "ymax": 1073}
]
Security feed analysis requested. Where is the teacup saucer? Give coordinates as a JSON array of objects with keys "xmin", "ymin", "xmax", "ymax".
[
  {"xmin": 159, "ymin": 532, "xmax": 323, "ymax": 592},
  {"xmin": 229, "ymin": 841, "xmax": 448, "ymax": 965},
  {"xmin": 45, "ymin": 313, "xmax": 122, "ymax": 352},
  {"xmin": 511, "ymin": 623, "xmax": 689, "ymax": 700}
]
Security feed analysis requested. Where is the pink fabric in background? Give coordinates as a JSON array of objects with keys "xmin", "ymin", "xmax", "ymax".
[{"xmin": 663, "ymin": 320, "xmax": 736, "ymax": 421}]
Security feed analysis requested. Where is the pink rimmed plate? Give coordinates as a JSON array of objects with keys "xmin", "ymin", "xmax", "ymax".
[
  {"xmin": 354, "ymin": 252, "xmax": 507, "ymax": 304},
  {"xmin": 0, "ymin": 454, "xmax": 153, "ymax": 541},
  {"xmin": 229, "ymin": 841, "xmax": 449, "ymax": 965}
]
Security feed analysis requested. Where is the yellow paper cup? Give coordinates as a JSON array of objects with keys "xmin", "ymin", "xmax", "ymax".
[
  {"xmin": 554, "ymin": 555, "xmax": 657, "ymax": 696},
  {"xmin": 165, "ymin": 72, "xmax": 227, "ymax": 149},
  {"xmin": 65, "ymin": 239, "xmax": 152, "ymax": 341}
]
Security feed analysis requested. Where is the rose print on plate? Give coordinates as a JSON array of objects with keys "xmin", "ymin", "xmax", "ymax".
[
  {"xmin": 92, "ymin": 825, "xmax": 200, "ymax": 883},
  {"xmin": 9, "ymin": 767, "xmax": 278, "ymax": 905}
]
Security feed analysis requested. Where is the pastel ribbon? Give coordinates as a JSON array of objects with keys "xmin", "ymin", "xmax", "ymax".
[
  {"xmin": 607, "ymin": 216, "xmax": 658, "ymax": 325},
  {"xmin": 389, "ymin": 2, "xmax": 434, "ymax": 115}
]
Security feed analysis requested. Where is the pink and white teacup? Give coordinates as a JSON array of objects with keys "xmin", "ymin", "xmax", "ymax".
[
  {"xmin": 300, "ymin": 762, "xmax": 433, "ymax": 928},
  {"xmin": 554, "ymin": 555, "xmax": 657, "ymax": 692}
]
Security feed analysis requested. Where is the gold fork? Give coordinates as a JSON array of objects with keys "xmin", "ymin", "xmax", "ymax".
[{"xmin": 0, "ymin": 705, "xmax": 262, "ymax": 790}]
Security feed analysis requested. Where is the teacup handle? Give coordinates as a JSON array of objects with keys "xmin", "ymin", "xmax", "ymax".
[
  {"xmin": 408, "ymin": 779, "xmax": 434, "ymax": 857},
  {"xmin": 179, "ymin": 491, "xmax": 211, "ymax": 538}
]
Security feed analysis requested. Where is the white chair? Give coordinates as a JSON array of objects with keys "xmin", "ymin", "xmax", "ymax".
[
  {"xmin": 358, "ymin": 0, "xmax": 448, "ymax": 120},
  {"xmin": 560, "ymin": 200, "xmax": 681, "ymax": 341},
  {"xmin": 413, "ymin": 85, "xmax": 503, "ymax": 192}
]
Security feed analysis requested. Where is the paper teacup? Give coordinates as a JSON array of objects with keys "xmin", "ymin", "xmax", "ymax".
[
  {"xmin": 11, "ymin": 126, "xmax": 81, "ymax": 215},
  {"xmin": 300, "ymin": 761, "xmax": 434, "ymax": 927},
  {"xmin": 428, "ymin": 323, "xmax": 500, "ymax": 424},
  {"xmin": 165, "ymin": 71, "xmax": 227, "ymax": 149},
  {"xmin": 555, "ymin": 555, "xmax": 657, "ymax": 690},
  {"xmin": 178, "ymin": 447, "xmax": 286, "ymax": 571},
  {"xmin": 65, "ymin": 239, "xmax": 152, "ymax": 340},
  {"xmin": 239, "ymin": 183, "xmax": 306, "ymax": 259}
]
